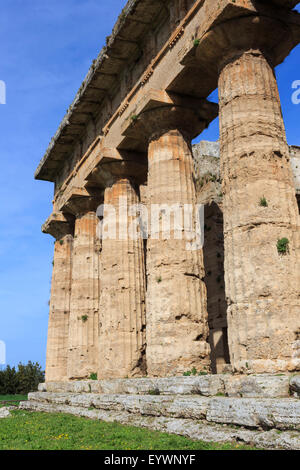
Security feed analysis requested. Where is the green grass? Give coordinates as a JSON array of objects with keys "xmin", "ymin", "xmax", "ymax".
[
  {"xmin": 0, "ymin": 395, "xmax": 27, "ymax": 407},
  {"xmin": 0, "ymin": 410, "xmax": 258, "ymax": 450}
]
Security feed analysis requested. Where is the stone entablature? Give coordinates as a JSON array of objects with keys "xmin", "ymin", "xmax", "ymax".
[{"xmin": 36, "ymin": 1, "xmax": 300, "ymax": 382}]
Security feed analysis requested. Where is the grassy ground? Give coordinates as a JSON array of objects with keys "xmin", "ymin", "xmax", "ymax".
[
  {"xmin": 0, "ymin": 395, "xmax": 28, "ymax": 407},
  {"xmin": 0, "ymin": 408, "xmax": 257, "ymax": 450}
]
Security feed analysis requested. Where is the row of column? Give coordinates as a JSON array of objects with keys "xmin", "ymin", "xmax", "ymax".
[{"xmin": 46, "ymin": 46, "xmax": 300, "ymax": 381}]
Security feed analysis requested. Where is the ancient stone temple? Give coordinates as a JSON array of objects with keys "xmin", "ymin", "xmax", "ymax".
[{"xmin": 36, "ymin": 0, "xmax": 300, "ymax": 383}]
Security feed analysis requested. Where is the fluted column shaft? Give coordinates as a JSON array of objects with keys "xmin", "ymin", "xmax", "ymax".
[
  {"xmin": 219, "ymin": 50, "xmax": 300, "ymax": 373},
  {"xmin": 99, "ymin": 178, "xmax": 146, "ymax": 378},
  {"xmin": 46, "ymin": 234, "xmax": 73, "ymax": 382},
  {"xmin": 146, "ymin": 129, "xmax": 210, "ymax": 376},
  {"xmin": 67, "ymin": 211, "xmax": 100, "ymax": 379}
]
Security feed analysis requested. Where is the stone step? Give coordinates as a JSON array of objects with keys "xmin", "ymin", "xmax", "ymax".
[
  {"xmin": 23, "ymin": 392, "xmax": 300, "ymax": 431},
  {"xmin": 38, "ymin": 374, "xmax": 300, "ymax": 398},
  {"xmin": 20, "ymin": 398, "xmax": 300, "ymax": 450}
]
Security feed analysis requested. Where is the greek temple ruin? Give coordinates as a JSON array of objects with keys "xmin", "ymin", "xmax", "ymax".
[{"xmin": 36, "ymin": 0, "xmax": 300, "ymax": 383}]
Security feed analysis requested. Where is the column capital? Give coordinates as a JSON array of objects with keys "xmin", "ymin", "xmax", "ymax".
[
  {"xmin": 42, "ymin": 212, "xmax": 74, "ymax": 240},
  {"xmin": 85, "ymin": 149, "xmax": 147, "ymax": 189},
  {"xmin": 61, "ymin": 187, "xmax": 103, "ymax": 217},
  {"xmin": 121, "ymin": 89, "xmax": 218, "ymax": 145},
  {"xmin": 135, "ymin": 104, "xmax": 217, "ymax": 143},
  {"xmin": 192, "ymin": 11, "xmax": 300, "ymax": 73}
]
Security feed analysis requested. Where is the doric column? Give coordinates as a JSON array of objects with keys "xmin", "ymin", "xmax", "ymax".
[
  {"xmin": 212, "ymin": 16, "xmax": 300, "ymax": 373},
  {"xmin": 98, "ymin": 173, "xmax": 147, "ymax": 378},
  {"xmin": 43, "ymin": 213, "xmax": 74, "ymax": 382},
  {"xmin": 136, "ymin": 105, "xmax": 216, "ymax": 376},
  {"xmin": 63, "ymin": 196, "xmax": 102, "ymax": 379}
]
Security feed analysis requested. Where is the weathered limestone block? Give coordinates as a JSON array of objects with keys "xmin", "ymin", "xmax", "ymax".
[
  {"xmin": 206, "ymin": 398, "xmax": 300, "ymax": 431},
  {"xmin": 67, "ymin": 207, "xmax": 101, "ymax": 379},
  {"xmin": 218, "ymin": 49, "xmax": 300, "ymax": 373},
  {"xmin": 38, "ymin": 376, "xmax": 224, "ymax": 396},
  {"xmin": 99, "ymin": 177, "xmax": 146, "ymax": 378},
  {"xmin": 37, "ymin": 374, "xmax": 293, "ymax": 398},
  {"xmin": 137, "ymin": 106, "xmax": 212, "ymax": 377},
  {"xmin": 223, "ymin": 375, "xmax": 291, "ymax": 399},
  {"xmin": 97, "ymin": 376, "xmax": 224, "ymax": 396}
]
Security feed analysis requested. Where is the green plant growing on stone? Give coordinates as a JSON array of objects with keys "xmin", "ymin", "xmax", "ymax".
[
  {"xmin": 130, "ymin": 114, "xmax": 138, "ymax": 122},
  {"xmin": 81, "ymin": 315, "xmax": 88, "ymax": 323},
  {"xmin": 148, "ymin": 388, "xmax": 160, "ymax": 395},
  {"xmin": 277, "ymin": 238, "xmax": 289, "ymax": 255},
  {"xmin": 193, "ymin": 39, "xmax": 200, "ymax": 47},
  {"xmin": 183, "ymin": 368, "xmax": 207, "ymax": 376},
  {"xmin": 89, "ymin": 373, "xmax": 98, "ymax": 380},
  {"xmin": 259, "ymin": 196, "xmax": 268, "ymax": 207},
  {"xmin": 183, "ymin": 370, "xmax": 192, "ymax": 376},
  {"xmin": 156, "ymin": 276, "xmax": 162, "ymax": 283}
]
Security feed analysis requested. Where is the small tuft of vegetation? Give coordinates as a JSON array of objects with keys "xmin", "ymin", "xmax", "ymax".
[
  {"xmin": 89, "ymin": 373, "xmax": 98, "ymax": 381},
  {"xmin": 148, "ymin": 388, "xmax": 160, "ymax": 396},
  {"xmin": 183, "ymin": 367, "xmax": 208, "ymax": 376},
  {"xmin": 259, "ymin": 196, "xmax": 268, "ymax": 207},
  {"xmin": 156, "ymin": 276, "xmax": 162, "ymax": 283},
  {"xmin": 130, "ymin": 114, "xmax": 138, "ymax": 122},
  {"xmin": 81, "ymin": 315, "xmax": 89, "ymax": 323},
  {"xmin": 277, "ymin": 238, "xmax": 289, "ymax": 255},
  {"xmin": 193, "ymin": 39, "xmax": 200, "ymax": 47}
]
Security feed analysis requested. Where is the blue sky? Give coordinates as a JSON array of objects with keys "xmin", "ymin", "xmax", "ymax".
[{"xmin": 0, "ymin": 1, "xmax": 299, "ymax": 369}]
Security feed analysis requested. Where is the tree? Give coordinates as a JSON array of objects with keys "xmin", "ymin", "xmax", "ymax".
[{"xmin": 0, "ymin": 362, "xmax": 45, "ymax": 395}]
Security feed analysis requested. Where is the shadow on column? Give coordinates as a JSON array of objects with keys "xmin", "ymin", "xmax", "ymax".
[{"xmin": 203, "ymin": 202, "xmax": 230, "ymax": 374}]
